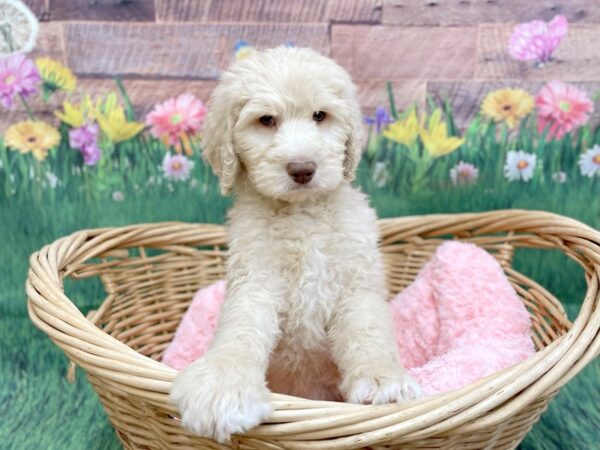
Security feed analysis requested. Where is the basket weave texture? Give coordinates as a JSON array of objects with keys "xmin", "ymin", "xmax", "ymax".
[{"xmin": 27, "ymin": 210, "xmax": 600, "ymax": 450}]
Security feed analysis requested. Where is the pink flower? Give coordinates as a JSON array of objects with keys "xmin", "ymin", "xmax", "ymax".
[
  {"xmin": 509, "ymin": 15, "xmax": 568, "ymax": 64},
  {"xmin": 449, "ymin": 161, "xmax": 479, "ymax": 186},
  {"xmin": 81, "ymin": 144, "xmax": 101, "ymax": 166},
  {"xmin": 69, "ymin": 123, "xmax": 98, "ymax": 149},
  {"xmin": 162, "ymin": 153, "xmax": 194, "ymax": 181},
  {"xmin": 69, "ymin": 123, "xmax": 101, "ymax": 166},
  {"xmin": 536, "ymin": 81, "xmax": 594, "ymax": 140},
  {"xmin": 0, "ymin": 53, "xmax": 41, "ymax": 109},
  {"xmin": 146, "ymin": 93, "xmax": 207, "ymax": 154}
]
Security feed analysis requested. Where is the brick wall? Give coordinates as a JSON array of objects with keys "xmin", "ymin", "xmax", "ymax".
[{"xmin": 8, "ymin": 0, "xmax": 600, "ymax": 131}]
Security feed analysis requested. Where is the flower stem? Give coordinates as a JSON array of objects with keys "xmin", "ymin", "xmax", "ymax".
[
  {"xmin": 34, "ymin": 158, "xmax": 43, "ymax": 203},
  {"xmin": 83, "ymin": 166, "xmax": 92, "ymax": 203},
  {"xmin": 386, "ymin": 81, "xmax": 398, "ymax": 120},
  {"xmin": 0, "ymin": 144, "xmax": 12, "ymax": 198},
  {"xmin": 413, "ymin": 159, "xmax": 435, "ymax": 191},
  {"xmin": 114, "ymin": 77, "xmax": 136, "ymax": 120},
  {"xmin": 19, "ymin": 94, "xmax": 36, "ymax": 121}
]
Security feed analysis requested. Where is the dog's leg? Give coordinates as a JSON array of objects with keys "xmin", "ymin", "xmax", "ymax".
[
  {"xmin": 170, "ymin": 278, "xmax": 281, "ymax": 442},
  {"xmin": 328, "ymin": 287, "xmax": 423, "ymax": 405}
]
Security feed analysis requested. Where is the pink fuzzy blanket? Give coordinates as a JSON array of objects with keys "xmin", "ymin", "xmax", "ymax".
[{"xmin": 163, "ymin": 241, "xmax": 535, "ymax": 396}]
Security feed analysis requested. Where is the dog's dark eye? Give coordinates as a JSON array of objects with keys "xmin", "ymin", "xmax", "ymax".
[
  {"xmin": 259, "ymin": 115, "xmax": 276, "ymax": 127},
  {"xmin": 313, "ymin": 111, "xmax": 326, "ymax": 122}
]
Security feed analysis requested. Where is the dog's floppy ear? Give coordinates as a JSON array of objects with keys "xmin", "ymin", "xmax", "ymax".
[
  {"xmin": 342, "ymin": 94, "xmax": 365, "ymax": 182},
  {"xmin": 202, "ymin": 82, "xmax": 241, "ymax": 196}
]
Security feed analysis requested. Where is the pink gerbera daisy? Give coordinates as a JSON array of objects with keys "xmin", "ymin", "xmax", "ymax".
[
  {"xmin": 146, "ymin": 93, "xmax": 207, "ymax": 155},
  {"xmin": 536, "ymin": 81, "xmax": 594, "ymax": 140},
  {"xmin": 0, "ymin": 53, "xmax": 41, "ymax": 109}
]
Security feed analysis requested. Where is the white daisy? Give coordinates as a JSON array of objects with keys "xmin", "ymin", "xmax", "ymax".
[
  {"xmin": 162, "ymin": 152, "xmax": 194, "ymax": 182},
  {"xmin": 46, "ymin": 171, "xmax": 58, "ymax": 188},
  {"xmin": 449, "ymin": 161, "xmax": 479, "ymax": 186},
  {"xmin": 372, "ymin": 161, "xmax": 389, "ymax": 188},
  {"xmin": 552, "ymin": 171, "xmax": 567, "ymax": 184},
  {"xmin": 112, "ymin": 191, "xmax": 124, "ymax": 202},
  {"xmin": 578, "ymin": 144, "xmax": 600, "ymax": 178},
  {"xmin": 504, "ymin": 150, "xmax": 537, "ymax": 182}
]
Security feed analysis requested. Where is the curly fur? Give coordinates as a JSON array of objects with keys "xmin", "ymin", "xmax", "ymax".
[{"xmin": 170, "ymin": 47, "xmax": 422, "ymax": 443}]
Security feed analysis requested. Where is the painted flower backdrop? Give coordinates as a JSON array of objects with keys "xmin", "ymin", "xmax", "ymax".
[
  {"xmin": 1, "ymin": 4, "xmax": 598, "ymax": 450},
  {"xmin": 359, "ymin": 15, "xmax": 600, "ymax": 193},
  {"xmin": 0, "ymin": 49, "xmax": 211, "ymax": 201},
  {"xmin": 364, "ymin": 75, "xmax": 600, "ymax": 194},
  {"xmin": 508, "ymin": 15, "xmax": 568, "ymax": 65},
  {"xmin": 1, "ymin": 14, "xmax": 600, "ymax": 206}
]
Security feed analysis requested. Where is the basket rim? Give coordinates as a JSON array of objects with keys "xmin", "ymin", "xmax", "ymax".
[{"xmin": 26, "ymin": 209, "xmax": 600, "ymax": 448}]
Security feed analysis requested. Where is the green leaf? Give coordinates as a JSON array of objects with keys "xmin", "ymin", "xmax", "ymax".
[
  {"xmin": 386, "ymin": 82, "xmax": 398, "ymax": 119},
  {"xmin": 114, "ymin": 78, "xmax": 136, "ymax": 121},
  {"xmin": 426, "ymin": 95, "xmax": 437, "ymax": 114},
  {"xmin": 442, "ymin": 99, "xmax": 458, "ymax": 136}
]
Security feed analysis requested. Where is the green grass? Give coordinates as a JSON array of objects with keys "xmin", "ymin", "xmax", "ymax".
[
  {"xmin": 0, "ymin": 189, "xmax": 230, "ymax": 450},
  {"xmin": 1, "ymin": 82, "xmax": 599, "ymax": 448},
  {"xmin": 1, "ymin": 174, "xmax": 598, "ymax": 450}
]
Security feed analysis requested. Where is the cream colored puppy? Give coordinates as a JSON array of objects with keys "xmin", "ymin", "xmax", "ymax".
[{"xmin": 170, "ymin": 46, "xmax": 422, "ymax": 442}]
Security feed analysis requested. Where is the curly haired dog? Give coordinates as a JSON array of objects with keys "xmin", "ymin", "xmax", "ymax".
[{"xmin": 170, "ymin": 46, "xmax": 423, "ymax": 442}]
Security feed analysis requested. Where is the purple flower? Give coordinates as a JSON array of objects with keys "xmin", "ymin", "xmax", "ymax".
[
  {"xmin": 233, "ymin": 39, "xmax": 250, "ymax": 52},
  {"xmin": 364, "ymin": 105, "xmax": 394, "ymax": 133},
  {"xmin": 69, "ymin": 123, "xmax": 101, "ymax": 166},
  {"xmin": 80, "ymin": 144, "xmax": 101, "ymax": 166},
  {"xmin": 69, "ymin": 123, "xmax": 98, "ymax": 148},
  {"xmin": 0, "ymin": 53, "xmax": 41, "ymax": 109}
]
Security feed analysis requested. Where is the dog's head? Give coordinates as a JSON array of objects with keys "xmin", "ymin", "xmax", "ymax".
[{"xmin": 202, "ymin": 47, "xmax": 363, "ymax": 201}]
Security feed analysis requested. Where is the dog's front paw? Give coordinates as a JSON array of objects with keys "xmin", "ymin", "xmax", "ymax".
[
  {"xmin": 170, "ymin": 358, "xmax": 273, "ymax": 442},
  {"xmin": 342, "ymin": 371, "xmax": 423, "ymax": 405}
]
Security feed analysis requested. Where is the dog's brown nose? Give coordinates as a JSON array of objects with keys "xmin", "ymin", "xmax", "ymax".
[{"xmin": 286, "ymin": 162, "xmax": 316, "ymax": 185}]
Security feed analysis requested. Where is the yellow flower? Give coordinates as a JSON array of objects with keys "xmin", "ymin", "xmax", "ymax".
[
  {"xmin": 35, "ymin": 58, "xmax": 77, "ymax": 96},
  {"xmin": 419, "ymin": 109, "xmax": 465, "ymax": 158},
  {"xmin": 235, "ymin": 46, "xmax": 256, "ymax": 60},
  {"xmin": 5, "ymin": 121, "xmax": 60, "ymax": 160},
  {"xmin": 481, "ymin": 88, "xmax": 534, "ymax": 129},
  {"xmin": 96, "ymin": 106, "xmax": 144, "ymax": 143},
  {"xmin": 54, "ymin": 92, "xmax": 142, "ymax": 143},
  {"xmin": 55, "ymin": 93, "xmax": 118, "ymax": 128},
  {"xmin": 55, "ymin": 100, "xmax": 86, "ymax": 127},
  {"xmin": 165, "ymin": 132, "xmax": 195, "ymax": 156},
  {"xmin": 382, "ymin": 109, "xmax": 420, "ymax": 146},
  {"xmin": 100, "ymin": 92, "xmax": 119, "ymax": 115}
]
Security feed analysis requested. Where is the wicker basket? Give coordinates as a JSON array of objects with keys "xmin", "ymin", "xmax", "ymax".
[{"xmin": 27, "ymin": 210, "xmax": 600, "ymax": 450}]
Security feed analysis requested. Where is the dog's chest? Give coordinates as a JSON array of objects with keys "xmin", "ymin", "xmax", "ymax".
[{"xmin": 267, "ymin": 209, "xmax": 344, "ymax": 347}]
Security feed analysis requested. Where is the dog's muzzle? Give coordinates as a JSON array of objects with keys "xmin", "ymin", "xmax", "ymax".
[{"xmin": 287, "ymin": 162, "xmax": 316, "ymax": 185}]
